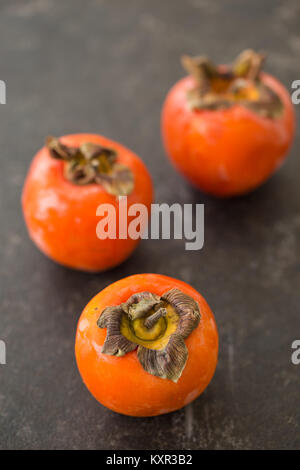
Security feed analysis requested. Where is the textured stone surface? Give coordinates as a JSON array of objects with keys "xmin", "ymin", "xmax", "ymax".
[{"xmin": 0, "ymin": 0, "xmax": 300, "ymax": 450}]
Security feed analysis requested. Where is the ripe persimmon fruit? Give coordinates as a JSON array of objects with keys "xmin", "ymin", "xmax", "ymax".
[
  {"xmin": 22, "ymin": 134, "xmax": 153, "ymax": 272},
  {"xmin": 162, "ymin": 49, "xmax": 295, "ymax": 197},
  {"xmin": 75, "ymin": 274, "xmax": 218, "ymax": 417}
]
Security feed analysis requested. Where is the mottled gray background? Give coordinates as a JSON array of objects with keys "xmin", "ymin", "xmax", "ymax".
[{"xmin": 0, "ymin": 0, "xmax": 300, "ymax": 450}]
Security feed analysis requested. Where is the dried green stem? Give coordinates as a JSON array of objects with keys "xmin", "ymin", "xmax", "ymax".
[{"xmin": 144, "ymin": 307, "xmax": 167, "ymax": 329}]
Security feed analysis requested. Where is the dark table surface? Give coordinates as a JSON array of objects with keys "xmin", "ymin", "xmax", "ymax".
[{"xmin": 1, "ymin": 0, "xmax": 300, "ymax": 450}]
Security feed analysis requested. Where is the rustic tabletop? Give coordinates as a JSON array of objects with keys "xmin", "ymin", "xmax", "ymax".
[{"xmin": 0, "ymin": 0, "xmax": 300, "ymax": 450}]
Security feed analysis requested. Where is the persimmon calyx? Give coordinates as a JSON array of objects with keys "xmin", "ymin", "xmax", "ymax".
[
  {"xmin": 97, "ymin": 289, "xmax": 201, "ymax": 382},
  {"xmin": 181, "ymin": 49, "xmax": 283, "ymax": 118},
  {"xmin": 46, "ymin": 137, "xmax": 134, "ymax": 196}
]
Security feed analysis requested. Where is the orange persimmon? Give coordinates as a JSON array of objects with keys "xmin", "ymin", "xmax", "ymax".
[
  {"xmin": 75, "ymin": 274, "xmax": 218, "ymax": 417},
  {"xmin": 22, "ymin": 134, "xmax": 153, "ymax": 272},
  {"xmin": 161, "ymin": 49, "xmax": 295, "ymax": 197}
]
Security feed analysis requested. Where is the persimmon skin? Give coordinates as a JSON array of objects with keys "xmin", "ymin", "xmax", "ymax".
[
  {"xmin": 75, "ymin": 274, "xmax": 218, "ymax": 417},
  {"xmin": 162, "ymin": 72, "xmax": 295, "ymax": 197},
  {"xmin": 22, "ymin": 134, "xmax": 153, "ymax": 272}
]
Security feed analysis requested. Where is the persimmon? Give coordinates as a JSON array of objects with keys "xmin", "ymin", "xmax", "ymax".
[
  {"xmin": 22, "ymin": 134, "xmax": 153, "ymax": 272},
  {"xmin": 162, "ymin": 49, "xmax": 295, "ymax": 197},
  {"xmin": 75, "ymin": 274, "xmax": 218, "ymax": 417}
]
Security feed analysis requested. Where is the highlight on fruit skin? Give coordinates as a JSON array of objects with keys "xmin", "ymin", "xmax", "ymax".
[
  {"xmin": 75, "ymin": 274, "xmax": 218, "ymax": 417},
  {"xmin": 161, "ymin": 49, "xmax": 295, "ymax": 198},
  {"xmin": 22, "ymin": 134, "xmax": 153, "ymax": 272}
]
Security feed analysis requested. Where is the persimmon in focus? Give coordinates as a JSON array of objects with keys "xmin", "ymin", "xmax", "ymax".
[{"xmin": 75, "ymin": 274, "xmax": 218, "ymax": 417}]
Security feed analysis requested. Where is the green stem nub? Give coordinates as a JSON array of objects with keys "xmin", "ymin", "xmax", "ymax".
[{"xmin": 144, "ymin": 307, "xmax": 167, "ymax": 329}]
